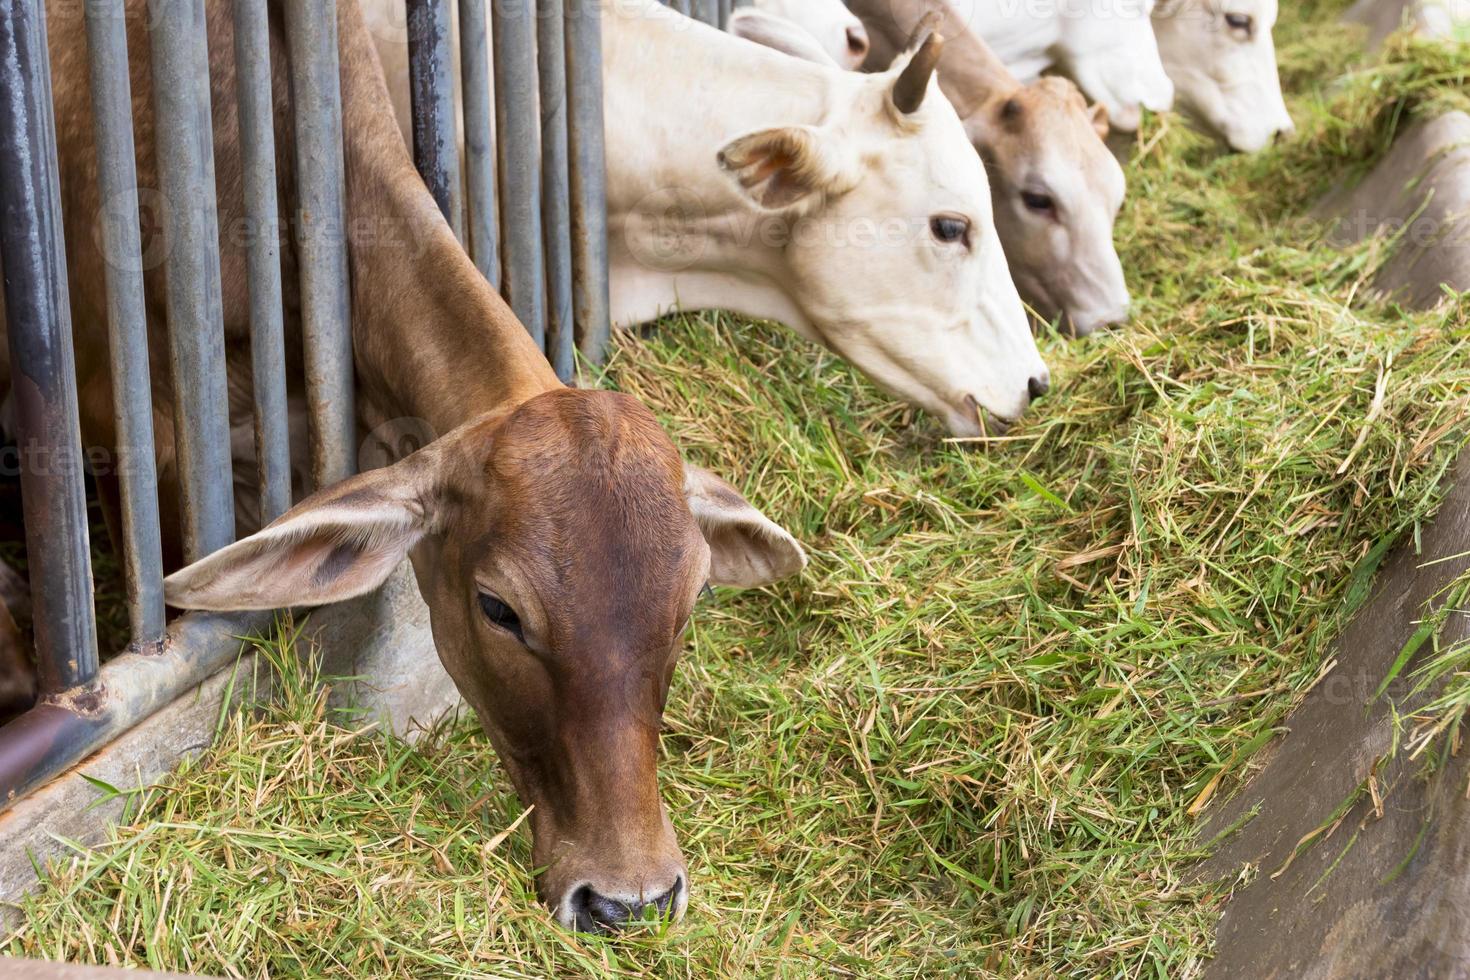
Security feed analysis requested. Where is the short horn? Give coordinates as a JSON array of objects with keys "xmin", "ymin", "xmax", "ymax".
[{"xmin": 893, "ymin": 29, "xmax": 943, "ymax": 115}]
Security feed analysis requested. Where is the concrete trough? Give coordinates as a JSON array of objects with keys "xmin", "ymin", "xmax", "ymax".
[{"xmin": 1202, "ymin": 10, "xmax": 1470, "ymax": 970}]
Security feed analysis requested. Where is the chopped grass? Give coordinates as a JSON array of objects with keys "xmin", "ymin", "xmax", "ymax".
[{"xmin": 8, "ymin": 6, "xmax": 1470, "ymax": 977}]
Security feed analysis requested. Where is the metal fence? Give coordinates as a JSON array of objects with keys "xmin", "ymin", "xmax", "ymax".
[{"xmin": 0, "ymin": 0, "xmax": 626, "ymax": 810}]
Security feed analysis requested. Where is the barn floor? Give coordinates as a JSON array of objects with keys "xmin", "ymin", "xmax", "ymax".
[{"xmin": 6, "ymin": 1, "xmax": 1470, "ymax": 976}]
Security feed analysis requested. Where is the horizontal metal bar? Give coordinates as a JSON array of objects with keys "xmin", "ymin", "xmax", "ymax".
[
  {"xmin": 539, "ymin": 0, "xmax": 575, "ymax": 380},
  {"xmin": 146, "ymin": 0, "xmax": 236, "ymax": 561},
  {"xmin": 494, "ymin": 0, "xmax": 547, "ymax": 345},
  {"xmin": 0, "ymin": 0, "xmax": 100, "ymax": 692},
  {"xmin": 234, "ymin": 0, "xmax": 293, "ymax": 525},
  {"xmin": 83, "ymin": 0, "xmax": 166, "ymax": 647},
  {"xmin": 460, "ymin": 0, "xmax": 498, "ymax": 287},
  {"xmin": 566, "ymin": 0, "xmax": 611, "ymax": 365},
  {"xmin": 407, "ymin": 0, "xmax": 465, "ymax": 240},
  {"xmin": 0, "ymin": 609, "xmax": 270, "ymax": 810},
  {"xmin": 285, "ymin": 1, "xmax": 357, "ymax": 491}
]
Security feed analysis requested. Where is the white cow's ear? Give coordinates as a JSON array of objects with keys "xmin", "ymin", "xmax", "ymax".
[
  {"xmin": 164, "ymin": 454, "xmax": 440, "ymax": 611},
  {"xmin": 1088, "ymin": 101, "xmax": 1110, "ymax": 140},
  {"xmin": 717, "ymin": 125, "xmax": 857, "ymax": 212},
  {"xmin": 684, "ymin": 464, "xmax": 806, "ymax": 588}
]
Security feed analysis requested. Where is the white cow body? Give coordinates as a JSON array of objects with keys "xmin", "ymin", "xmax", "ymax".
[
  {"xmin": 948, "ymin": 0, "xmax": 1174, "ymax": 131},
  {"xmin": 604, "ymin": 0, "xmax": 1048, "ymax": 433},
  {"xmin": 1152, "ymin": 0, "xmax": 1293, "ymax": 152},
  {"xmin": 751, "ymin": 0, "xmax": 871, "ymax": 68}
]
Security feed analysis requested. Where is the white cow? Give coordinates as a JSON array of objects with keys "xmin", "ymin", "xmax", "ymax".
[
  {"xmin": 750, "ymin": 0, "xmax": 871, "ymax": 68},
  {"xmin": 366, "ymin": 0, "xmax": 1050, "ymax": 435},
  {"xmin": 729, "ymin": 8, "xmax": 844, "ymax": 66},
  {"xmin": 604, "ymin": 0, "xmax": 1048, "ymax": 433},
  {"xmin": 1152, "ymin": 0, "xmax": 1293, "ymax": 152},
  {"xmin": 948, "ymin": 0, "xmax": 1175, "ymax": 132}
]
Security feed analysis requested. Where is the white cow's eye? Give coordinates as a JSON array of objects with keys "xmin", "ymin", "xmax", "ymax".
[
  {"xmin": 1225, "ymin": 12, "xmax": 1253, "ymax": 36},
  {"xmin": 929, "ymin": 215, "xmax": 971, "ymax": 247}
]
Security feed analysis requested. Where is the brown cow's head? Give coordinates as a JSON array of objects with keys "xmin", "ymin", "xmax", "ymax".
[{"xmin": 164, "ymin": 388, "xmax": 805, "ymax": 933}]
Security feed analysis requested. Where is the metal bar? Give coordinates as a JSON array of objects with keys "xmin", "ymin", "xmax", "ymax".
[
  {"xmin": 690, "ymin": 0, "xmax": 717, "ymax": 25},
  {"xmin": 406, "ymin": 0, "xmax": 465, "ymax": 240},
  {"xmin": 146, "ymin": 0, "xmax": 235, "ymax": 561},
  {"xmin": 538, "ymin": 0, "xmax": 575, "ymax": 380},
  {"xmin": 493, "ymin": 0, "xmax": 547, "ymax": 346},
  {"xmin": 0, "ymin": 608, "xmax": 269, "ymax": 810},
  {"xmin": 234, "ymin": 0, "xmax": 292, "ymax": 524},
  {"xmin": 719, "ymin": 0, "xmax": 733, "ymax": 28},
  {"xmin": 285, "ymin": 1, "xmax": 356, "ymax": 490},
  {"xmin": 0, "ymin": 0, "xmax": 100, "ymax": 692},
  {"xmin": 83, "ymin": 0, "xmax": 166, "ymax": 647},
  {"xmin": 565, "ymin": 0, "xmax": 611, "ymax": 364},
  {"xmin": 459, "ymin": 0, "xmax": 499, "ymax": 287}
]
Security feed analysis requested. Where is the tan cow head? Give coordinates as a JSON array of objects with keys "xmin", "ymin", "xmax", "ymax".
[
  {"xmin": 164, "ymin": 389, "xmax": 806, "ymax": 933},
  {"xmin": 1152, "ymin": 0, "xmax": 1293, "ymax": 153},
  {"xmin": 964, "ymin": 78, "xmax": 1130, "ymax": 336}
]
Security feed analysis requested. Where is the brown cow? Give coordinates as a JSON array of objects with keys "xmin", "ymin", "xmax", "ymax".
[{"xmin": 12, "ymin": 0, "xmax": 805, "ymax": 932}]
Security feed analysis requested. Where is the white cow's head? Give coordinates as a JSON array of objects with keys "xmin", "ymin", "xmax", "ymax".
[
  {"xmin": 714, "ymin": 36, "xmax": 1049, "ymax": 433},
  {"xmin": 1052, "ymin": 0, "xmax": 1174, "ymax": 131},
  {"xmin": 752, "ymin": 0, "xmax": 871, "ymax": 69},
  {"xmin": 1152, "ymin": 0, "xmax": 1293, "ymax": 152},
  {"xmin": 729, "ymin": 8, "xmax": 843, "ymax": 66}
]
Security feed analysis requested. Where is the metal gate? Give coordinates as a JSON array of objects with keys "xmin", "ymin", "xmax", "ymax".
[{"xmin": 0, "ymin": 0, "xmax": 618, "ymax": 810}]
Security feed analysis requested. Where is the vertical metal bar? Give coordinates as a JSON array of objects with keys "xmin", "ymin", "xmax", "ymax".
[
  {"xmin": 690, "ymin": 0, "xmax": 717, "ymax": 25},
  {"xmin": 285, "ymin": 2, "xmax": 356, "ymax": 490},
  {"xmin": 0, "ymin": 0, "xmax": 100, "ymax": 690},
  {"xmin": 719, "ymin": 0, "xmax": 734, "ymax": 28},
  {"xmin": 234, "ymin": 0, "xmax": 292, "ymax": 524},
  {"xmin": 406, "ymin": 0, "xmax": 465, "ymax": 240},
  {"xmin": 565, "ymin": 0, "xmax": 610, "ymax": 364},
  {"xmin": 83, "ymin": 0, "xmax": 165, "ymax": 646},
  {"xmin": 493, "ymin": 0, "xmax": 547, "ymax": 346},
  {"xmin": 146, "ymin": 0, "xmax": 235, "ymax": 562},
  {"xmin": 459, "ymin": 0, "xmax": 499, "ymax": 287},
  {"xmin": 538, "ymin": 0, "xmax": 575, "ymax": 380}
]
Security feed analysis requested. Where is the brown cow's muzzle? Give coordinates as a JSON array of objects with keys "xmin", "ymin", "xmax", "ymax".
[
  {"xmin": 530, "ymin": 711, "xmax": 690, "ymax": 933},
  {"xmin": 539, "ymin": 803, "xmax": 689, "ymax": 933}
]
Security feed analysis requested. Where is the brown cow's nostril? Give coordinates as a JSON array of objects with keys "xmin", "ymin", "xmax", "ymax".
[
  {"xmin": 847, "ymin": 25, "xmax": 869, "ymax": 57},
  {"xmin": 570, "ymin": 878, "xmax": 683, "ymax": 934}
]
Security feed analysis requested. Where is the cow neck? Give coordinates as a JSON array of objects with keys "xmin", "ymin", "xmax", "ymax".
[{"xmin": 333, "ymin": 0, "xmax": 559, "ymax": 440}]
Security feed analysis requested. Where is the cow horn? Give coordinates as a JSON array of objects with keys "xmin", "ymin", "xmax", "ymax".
[{"xmin": 893, "ymin": 28, "xmax": 943, "ymax": 115}]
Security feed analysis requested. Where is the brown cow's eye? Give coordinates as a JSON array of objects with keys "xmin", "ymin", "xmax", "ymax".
[
  {"xmin": 478, "ymin": 592, "xmax": 524, "ymax": 643},
  {"xmin": 1021, "ymin": 190, "xmax": 1056, "ymax": 215}
]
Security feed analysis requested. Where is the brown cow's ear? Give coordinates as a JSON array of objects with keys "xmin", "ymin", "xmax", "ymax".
[
  {"xmin": 684, "ymin": 465, "xmax": 806, "ymax": 589},
  {"xmin": 717, "ymin": 126, "xmax": 857, "ymax": 212},
  {"xmin": 164, "ymin": 455, "xmax": 439, "ymax": 612},
  {"xmin": 1088, "ymin": 101, "xmax": 1110, "ymax": 140}
]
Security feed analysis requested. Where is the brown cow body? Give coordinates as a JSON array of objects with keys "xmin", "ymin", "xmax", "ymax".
[{"xmin": 2, "ymin": 0, "xmax": 805, "ymax": 932}]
